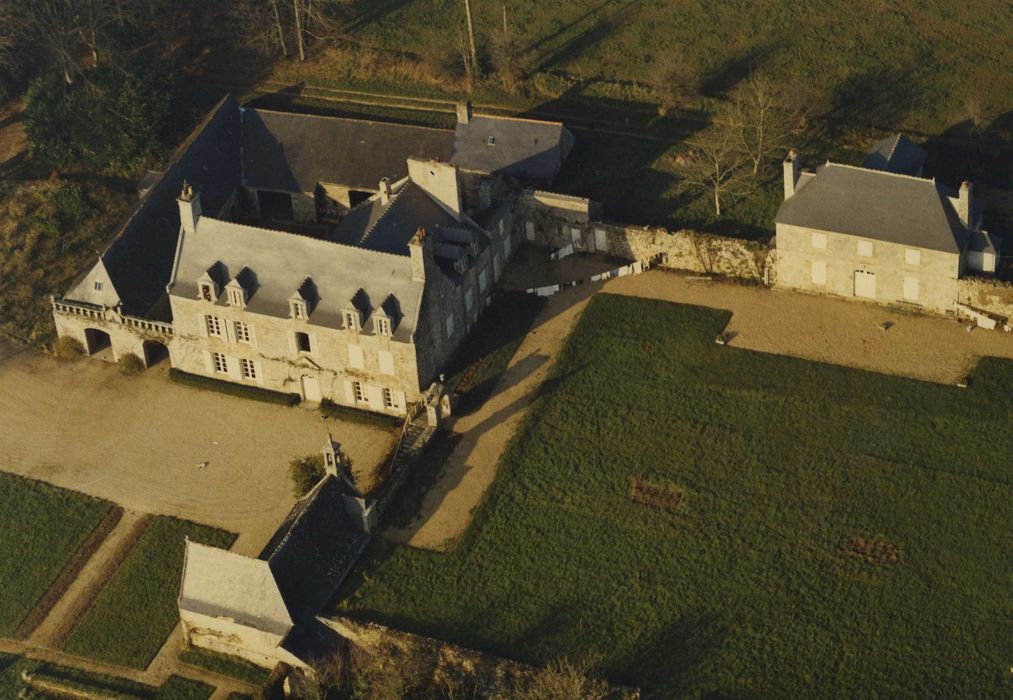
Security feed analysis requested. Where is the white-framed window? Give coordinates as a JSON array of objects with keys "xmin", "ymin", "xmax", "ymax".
[
  {"xmin": 383, "ymin": 387, "xmax": 395, "ymax": 409},
  {"xmin": 904, "ymin": 249, "xmax": 921, "ymax": 266},
  {"xmin": 291, "ymin": 300, "xmax": 306, "ymax": 319},
  {"xmin": 525, "ymin": 221, "xmax": 535, "ymax": 241},
  {"xmin": 94, "ymin": 281, "xmax": 103, "ymax": 291},
  {"xmin": 228, "ymin": 288, "xmax": 244, "ymax": 306},
  {"xmin": 199, "ymin": 284, "xmax": 213, "ymax": 302},
  {"xmin": 295, "ymin": 332, "xmax": 312, "ymax": 353},
  {"xmin": 857, "ymin": 240, "xmax": 874, "ymax": 257},
  {"xmin": 465, "ymin": 288, "xmax": 474, "ymax": 312},
  {"xmin": 343, "ymin": 310, "xmax": 359, "ymax": 330},
  {"xmin": 352, "ymin": 381, "xmax": 365, "ymax": 403},
  {"xmin": 212, "ymin": 352, "xmax": 228, "ymax": 374},
  {"xmin": 811, "ymin": 261, "xmax": 827, "ymax": 286},
  {"xmin": 903, "ymin": 276, "xmax": 920, "ymax": 302},
  {"xmin": 478, "ymin": 269, "xmax": 488, "ymax": 293},
  {"xmin": 375, "ymin": 317, "xmax": 391, "ymax": 337},
  {"xmin": 486, "ymin": 136, "xmax": 496, "ymax": 146},
  {"xmin": 379, "ymin": 351, "xmax": 395, "ymax": 376},
  {"xmin": 348, "ymin": 344, "xmax": 364, "ymax": 369},
  {"xmin": 445, "ymin": 313, "xmax": 455, "ymax": 339},
  {"xmin": 205, "ymin": 315, "xmax": 223, "ymax": 338},
  {"xmin": 240, "ymin": 358, "xmax": 257, "ymax": 380},
  {"xmin": 234, "ymin": 321, "xmax": 251, "ymax": 344},
  {"xmin": 811, "ymin": 232, "xmax": 827, "ymax": 250}
]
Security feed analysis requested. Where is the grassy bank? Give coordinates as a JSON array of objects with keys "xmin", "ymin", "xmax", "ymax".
[{"xmin": 339, "ymin": 294, "xmax": 1013, "ymax": 697}]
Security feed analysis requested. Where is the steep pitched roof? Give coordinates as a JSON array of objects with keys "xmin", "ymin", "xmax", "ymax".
[
  {"xmin": 179, "ymin": 541, "xmax": 293, "ymax": 636},
  {"xmin": 69, "ymin": 96, "xmax": 243, "ymax": 316},
  {"xmin": 240, "ymin": 109, "xmax": 455, "ymax": 193},
  {"xmin": 452, "ymin": 115, "xmax": 574, "ymax": 181},
  {"xmin": 775, "ymin": 163, "xmax": 970, "ymax": 254},
  {"xmin": 862, "ymin": 133, "xmax": 926, "ymax": 177},
  {"xmin": 260, "ymin": 475, "xmax": 370, "ymax": 623},
  {"xmin": 170, "ymin": 217, "xmax": 424, "ymax": 339}
]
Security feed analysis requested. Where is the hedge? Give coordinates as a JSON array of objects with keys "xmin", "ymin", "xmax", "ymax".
[
  {"xmin": 169, "ymin": 369, "xmax": 301, "ymax": 406},
  {"xmin": 319, "ymin": 398, "xmax": 401, "ymax": 428}
]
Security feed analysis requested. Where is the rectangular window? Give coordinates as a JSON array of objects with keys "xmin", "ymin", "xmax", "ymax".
[
  {"xmin": 212, "ymin": 352, "xmax": 228, "ymax": 374},
  {"xmin": 478, "ymin": 269, "xmax": 488, "ymax": 292},
  {"xmin": 295, "ymin": 331, "xmax": 311, "ymax": 353},
  {"xmin": 292, "ymin": 301, "xmax": 306, "ymax": 319},
  {"xmin": 379, "ymin": 351, "xmax": 395, "ymax": 376},
  {"xmin": 905, "ymin": 249, "xmax": 921, "ymax": 266},
  {"xmin": 205, "ymin": 315, "xmax": 223, "ymax": 338},
  {"xmin": 375, "ymin": 318, "xmax": 391, "ymax": 336},
  {"xmin": 234, "ymin": 321, "xmax": 251, "ymax": 344},
  {"xmin": 445, "ymin": 313, "xmax": 455, "ymax": 339},
  {"xmin": 903, "ymin": 276, "xmax": 920, "ymax": 302},
  {"xmin": 525, "ymin": 221, "xmax": 535, "ymax": 241},
  {"xmin": 811, "ymin": 232, "xmax": 827, "ymax": 250},
  {"xmin": 93, "ymin": 281, "xmax": 103, "ymax": 291},
  {"xmin": 229, "ymin": 288, "xmax": 243, "ymax": 306},
  {"xmin": 343, "ymin": 311, "xmax": 358, "ymax": 330},
  {"xmin": 383, "ymin": 388, "xmax": 395, "ymax": 409},
  {"xmin": 348, "ymin": 344, "xmax": 364, "ymax": 369},
  {"xmin": 857, "ymin": 240, "xmax": 874, "ymax": 257},
  {"xmin": 353, "ymin": 381, "xmax": 365, "ymax": 403},
  {"xmin": 200, "ymin": 284, "xmax": 213, "ymax": 301},
  {"xmin": 465, "ymin": 288, "xmax": 474, "ymax": 312},
  {"xmin": 240, "ymin": 358, "xmax": 257, "ymax": 380}
]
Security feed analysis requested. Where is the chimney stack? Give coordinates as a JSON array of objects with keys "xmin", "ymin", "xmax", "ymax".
[
  {"xmin": 321, "ymin": 432, "xmax": 341, "ymax": 478},
  {"xmin": 409, "ymin": 227, "xmax": 432, "ymax": 282},
  {"xmin": 177, "ymin": 181, "xmax": 201, "ymax": 235},
  {"xmin": 783, "ymin": 150, "xmax": 801, "ymax": 199},
  {"xmin": 379, "ymin": 177, "xmax": 391, "ymax": 205},
  {"xmin": 957, "ymin": 180, "xmax": 975, "ymax": 229},
  {"xmin": 456, "ymin": 101, "xmax": 473, "ymax": 125}
]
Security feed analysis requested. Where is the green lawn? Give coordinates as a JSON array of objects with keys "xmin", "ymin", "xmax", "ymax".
[
  {"xmin": 179, "ymin": 646, "xmax": 270, "ymax": 686},
  {"xmin": 64, "ymin": 516, "xmax": 234, "ymax": 668},
  {"xmin": 0, "ymin": 473, "xmax": 112, "ymax": 635},
  {"xmin": 339, "ymin": 294, "xmax": 1013, "ymax": 698}
]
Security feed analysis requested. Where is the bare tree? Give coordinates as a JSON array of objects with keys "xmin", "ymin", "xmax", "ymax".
[
  {"xmin": 676, "ymin": 122, "xmax": 749, "ymax": 217},
  {"xmin": 293, "ymin": 0, "xmax": 305, "ymax": 60},
  {"xmin": 652, "ymin": 50, "xmax": 700, "ymax": 115},
  {"xmin": 490, "ymin": 5, "xmax": 523, "ymax": 92},
  {"xmin": 463, "ymin": 0, "xmax": 479, "ymax": 79},
  {"xmin": 271, "ymin": 0, "xmax": 289, "ymax": 56},
  {"xmin": 514, "ymin": 657, "xmax": 610, "ymax": 700},
  {"xmin": 11, "ymin": 0, "xmax": 108, "ymax": 84},
  {"xmin": 457, "ymin": 28, "xmax": 477, "ymax": 90},
  {"xmin": 727, "ymin": 70, "xmax": 799, "ymax": 175}
]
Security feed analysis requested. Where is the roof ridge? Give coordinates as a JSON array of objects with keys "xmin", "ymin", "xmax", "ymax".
[
  {"xmin": 248, "ymin": 106, "xmax": 451, "ymax": 134},
  {"xmin": 827, "ymin": 161, "xmax": 934, "ymax": 184},
  {"xmin": 473, "ymin": 112, "xmax": 565, "ymax": 128},
  {"xmin": 357, "ymin": 183, "xmax": 411, "ymax": 246},
  {"xmin": 885, "ymin": 133, "xmax": 902, "ymax": 163}
]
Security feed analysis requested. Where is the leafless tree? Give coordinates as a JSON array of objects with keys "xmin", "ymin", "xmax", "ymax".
[
  {"xmin": 457, "ymin": 29, "xmax": 477, "ymax": 91},
  {"xmin": 676, "ymin": 122, "xmax": 749, "ymax": 217},
  {"xmin": 10, "ymin": 0, "xmax": 103, "ymax": 83},
  {"xmin": 463, "ymin": 0, "xmax": 479, "ymax": 80},
  {"xmin": 513, "ymin": 657, "xmax": 610, "ymax": 700},
  {"xmin": 652, "ymin": 50, "xmax": 700, "ymax": 115},
  {"xmin": 271, "ymin": 0, "xmax": 289, "ymax": 56},
  {"xmin": 727, "ymin": 70, "xmax": 799, "ymax": 175},
  {"xmin": 490, "ymin": 5, "xmax": 523, "ymax": 92}
]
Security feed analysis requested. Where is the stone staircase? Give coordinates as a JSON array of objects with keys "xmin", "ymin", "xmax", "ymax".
[{"xmin": 374, "ymin": 414, "xmax": 435, "ymax": 517}]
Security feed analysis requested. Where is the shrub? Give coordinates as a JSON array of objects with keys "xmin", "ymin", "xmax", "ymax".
[
  {"xmin": 320, "ymin": 399, "xmax": 401, "ymax": 429},
  {"xmin": 52, "ymin": 336, "xmax": 84, "ymax": 360},
  {"xmin": 117, "ymin": 352, "xmax": 145, "ymax": 375},
  {"xmin": 289, "ymin": 455, "xmax": 326, "ymax": 497},
  {"xmin": 651, "ymin": 51, "xmax": 700, "ymax": 115},
  {"xmin": 169, "ymin": 369, "xmax": 300, "ymax": 406},
  {"xmin": 515, "ymin": 657, "xmax": 609, "ymax": 700}
]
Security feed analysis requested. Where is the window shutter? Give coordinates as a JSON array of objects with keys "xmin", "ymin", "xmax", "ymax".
[
  {"xmin": 203, "ymin": 352, "xmax": 213, "ymax": 373},
  {"xmin": 287, "ymin": 332, "xmax": 296, "ymax": 355},
  {"xmin": 343, "ymin": 380, "xmax": 355, "ymax": 404},
  {"xmin": 254, "ymin": 361, "xmax": 264, "ymax": 385},
  {"xmin": 397, "ymin": 391, "xmax": 407, "ymax": 411},
  {"xmin": 248, "ymin": 324, "xmax": 257, "ymax": 348},
  {"xmin": 199, "ymin": 315, "xmax": 208, "ymax": 338}
]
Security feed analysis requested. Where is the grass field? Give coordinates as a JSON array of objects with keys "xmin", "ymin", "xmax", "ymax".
[
  {"xmin": 0, "ymin": 473, "xmax": 112, "ymax": 635},
  {"xmin": 338, "ymin": 294, "xmax": 1013, "ymax": 697},
  {"xmin": 64, "ymin": 516, "xmax": 234, "ymax": 669},
  {"xmin": 179, "ymin": 646, "xmax": 270, "ymax": 686}
]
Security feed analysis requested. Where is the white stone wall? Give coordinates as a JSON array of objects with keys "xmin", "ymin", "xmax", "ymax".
[
  {"xmin": 775, "ymin": 223, "xmax": 961, "ymax": 313},
  {"xmin": 181, "ymin": 610, "xmax": 305, "ymax": 670},
  {"xmin": 52, "ymin": 310, "xmax": 171, "ymax": 365},
  {"xmin": 958, "ymin": 276, "xmax": 1013, "ymax": 320}
]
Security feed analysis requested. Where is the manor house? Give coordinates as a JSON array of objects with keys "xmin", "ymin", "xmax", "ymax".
[{"xmin": 52, "ymin": 96, "xmax": 573, "ymax": 413}]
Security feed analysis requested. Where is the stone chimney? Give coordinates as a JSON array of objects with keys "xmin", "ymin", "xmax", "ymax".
[
  {"xmin": 783, "ymin": 150, "xmax": 801, "ymax": 199},
  {"xmin": 379, "ymin": 177, "xmax": 391, "ymax": 205},
  {"xmin": 321, "ymin": 432, "xmax": 342, "ymax": 477},
  {"xmin": 456, "ymin": 101, "xmax": 472, "ymax": 124},
  {"xmin": 957, "ymin": 180, "xmax": 974, "ymax": 229},
  {"xmin": 178, "ymin": 180, "xmax": 201, "ymax": 234},
  {"xmin": 409, "ymin": 227, "xmax": 432, "ymax": 282}
]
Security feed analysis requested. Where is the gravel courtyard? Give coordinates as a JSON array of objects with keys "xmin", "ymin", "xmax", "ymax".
[{"xmin": 0, "ymin": 345, "xmax": 396, "ymax": 555}]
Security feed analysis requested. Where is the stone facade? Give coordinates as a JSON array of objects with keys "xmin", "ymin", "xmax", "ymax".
[
  {"xmin": 180, "ymin": 609, "xmax": 306, "ymax": 670},
  {"xmin": 776, "ymin": 223, "xmax": 961, "ymax": 313},
  {"xmin": 958, "ymin": 276, "xmax": 1013, "ymax": 322}
]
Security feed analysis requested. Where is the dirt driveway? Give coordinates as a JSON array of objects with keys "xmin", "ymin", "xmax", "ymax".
[
  {"xmin": 0, "ymin": 345, "xmax": 395, "ymax": 555},
  {"xmin": 389, "ymin": 265, "xmax": 1013, "ymax": 552}
]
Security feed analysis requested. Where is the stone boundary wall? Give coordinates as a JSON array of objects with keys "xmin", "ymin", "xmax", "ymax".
[
  {"xmin": 958, "ymin": 276, "xmax": 1013, "ymax": 322},
  {"xmin": 513, "ymin": 191, "xmax": 776, "ymax": 284}
]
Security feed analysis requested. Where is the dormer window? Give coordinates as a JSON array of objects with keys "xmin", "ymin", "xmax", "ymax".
[
  {"xmin": 291, "ymin": 300, "xmax": 307, "ymax": 320},
  {"xmin": 229, "ymin": 288, "xmax": 244, "ymax": 306},
  {"xmin": 200, "ymin": 284, "xmax": 213, "ymax": 302},
  {"xmin": 375, "ymin": 317, "xmax": 391, "ymax": 337},
  {"xmin": 343, "ymin": 310, "xmax": 360, "ymax": 330}
]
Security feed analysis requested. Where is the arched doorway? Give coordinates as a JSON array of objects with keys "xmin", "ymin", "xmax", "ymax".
[
  {"xmin": 83, "ymin": 328, "xmax": 112, "ymax": 359},
  {"xmin": 143, "ymin": 340, "xmax": 169, "ymax": 367}
]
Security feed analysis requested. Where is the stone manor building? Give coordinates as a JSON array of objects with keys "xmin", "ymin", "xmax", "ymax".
[
  {"xmin": 775, "ymin": 134, "xmax": 1003, "ymax": 313},
  {"xmin": 52, "ymin": 96, "xmax": 572, "ymax": 413}
]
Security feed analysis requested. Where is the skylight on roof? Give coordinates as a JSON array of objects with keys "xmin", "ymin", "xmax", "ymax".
[{"xmin": 486, "ymin": 136, "xmax": 496, "ymax": 146}]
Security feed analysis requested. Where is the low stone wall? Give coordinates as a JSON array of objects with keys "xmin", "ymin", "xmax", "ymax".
[
  {"xmin": 958, "ymin": 276, "xmax": 1013, "ymax": 322},
  {"xmin": 513, "ymin": 191, "xmax": 775, "ymax": 283}
]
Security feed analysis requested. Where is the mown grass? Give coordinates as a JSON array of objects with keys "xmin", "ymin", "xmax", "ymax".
[
  {"xmin": 0, "ymin": 179, "xmax": 133, "ymax": 346},
  {"xmin": 339, "ymin": 294, "xmax": 1013, "ymax": 697},
  {"xmin": 0, "ymin": 473, "xmax": 112, "ymax": 635},
  {"xmin": 64, "ymin": 516, "xmax": 235, "ymax": 668},
  {"xmin": 179, "ymin": 646, "xmax": 271, "ymax": 686}
]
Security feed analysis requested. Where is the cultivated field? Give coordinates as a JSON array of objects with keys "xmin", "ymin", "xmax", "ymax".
[
  {"xmin": 340, "ymin": 294, "xmax": 1013, "ymax": 697},
  {"xmin": 63, "ymin": 517, "xmax": 234, "ymax": 668},
  {"xmin": 0, "ymin": 473, "xmax": 111, "ymax": 635}
]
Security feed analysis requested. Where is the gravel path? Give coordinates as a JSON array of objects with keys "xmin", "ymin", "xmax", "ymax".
[{"xmin": 389, "ymin": 267, "xmax": 1013, "ymax": 551}]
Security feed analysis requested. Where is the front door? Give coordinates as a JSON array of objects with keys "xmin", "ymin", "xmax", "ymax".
[
  {"xmin": 301, "ymin": 374, "xmax": 322, "ymax": 402},
  {"xmin": 854, "ymin": 270, "xmax": 876, "ymax": 299}
]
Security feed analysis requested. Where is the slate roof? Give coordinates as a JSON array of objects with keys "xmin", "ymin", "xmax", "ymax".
[
  {"xmin": 775, "ymin": 163, "xmax": 970, "ymax": 254},
  {"xmin": 170, "ymin": 216, "xmax": 424, "ymax": 340},
  {"xmin": 862, "ymin": 133, "xmax": 926, "ymax": 177},
  {"xmin": 65, "ymin": 96, "xmax": 243, "ymax": 316},
  {"xmin": 452, "ymin": 115, "xmax": 574, "ymax": 181},
  {"xmin": 241, "ymin": 109, "xmax": 454, "ymax": 193},
  {"xmin": 179, "ymin": 541, "xmax": 293, "ymax": 636},
  {"xmin": 260, "ymin": 475, "xmax": 370, "ymax": 623}
]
